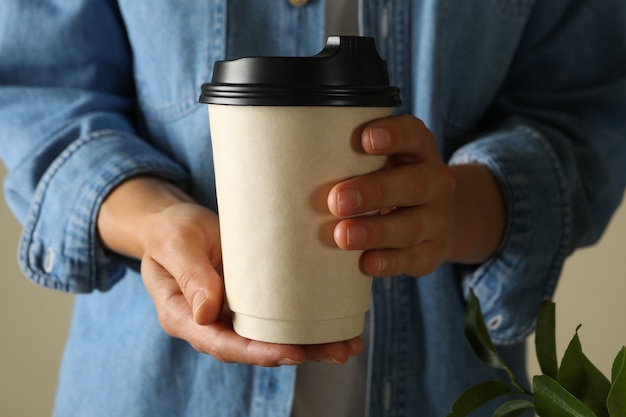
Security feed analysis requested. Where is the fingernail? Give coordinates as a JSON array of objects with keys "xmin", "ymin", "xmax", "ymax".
[
  {"xmin": 376, "ymin": 254, "xmax": 389, "ymax": 274},
  {"xmin": 337, "ymin": 188, "xmax": 362, "ymax": 215},
  {"xmin": 279, "ymin": 358, "xmax": 302, "ymax": 366},
  {"xmin": 321, "ymin": 356, "xmax": 343, "ymax": 365},
  {"xmin": 369, "ymin": 127, "xmax": 391, "ymax": 151},
  {"xmin": 346, "ymin": 224, "xmax": 367, "ymax": 248},
  {"xmin": 192, "ymin": 290, "xmax": 207, "ymax": 319}
]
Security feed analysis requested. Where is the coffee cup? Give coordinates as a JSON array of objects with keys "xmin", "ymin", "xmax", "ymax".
[{"xmin": 200, "ymin": 36, "xmax": 400, "ymax": 344}]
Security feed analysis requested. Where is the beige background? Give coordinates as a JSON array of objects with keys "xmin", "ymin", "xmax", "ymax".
[
  {"xmin": 0, "ymin": 164, "xmax": 73, "ymax": 417},
  {"xmin": 1, "ymin": 162, "xmax": 625, "ymax": 416}
]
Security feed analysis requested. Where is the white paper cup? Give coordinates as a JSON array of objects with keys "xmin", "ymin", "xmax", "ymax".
[
  {"xmin": 208, "ymin": 105, "xmax": 390, "ymax": 343},
  {"xmin": 200, "ymin": 36, "xmax": 400, "ymax": 343}
]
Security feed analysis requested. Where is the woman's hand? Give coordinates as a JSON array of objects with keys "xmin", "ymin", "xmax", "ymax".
[
  {"xmin": 328, "ymin": 115, "xmax": 506, "ymax": 277},
  {"xmin": 98, "ymin": 177, "xmax": 362, "ymax": 367}
]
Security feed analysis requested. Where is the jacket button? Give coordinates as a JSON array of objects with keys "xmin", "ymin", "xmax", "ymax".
[
  {"xmin": 44, "ymin": 247, "xmax": 55, "ymax": 273},
  {"xmin": 289, "ymin": 0, "xmax": 308, "ymax": 6}
]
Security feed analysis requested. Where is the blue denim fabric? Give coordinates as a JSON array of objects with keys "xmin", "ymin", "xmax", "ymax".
[{"xmin": 1, "ymin": 0, "xmax": 625, "ymax": 416}]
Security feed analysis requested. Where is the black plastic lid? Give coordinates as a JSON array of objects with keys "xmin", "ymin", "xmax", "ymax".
[{"xmin": 199, "ymin": 36, "xmax": 401, "ymax": 107}]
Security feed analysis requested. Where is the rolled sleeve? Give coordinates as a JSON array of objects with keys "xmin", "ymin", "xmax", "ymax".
[
  {"xmin": 447, "ymin": 0, "xmax": 626, "ymax": 345},
  {"xmin": 16, "ymin": 130, "xmax": 189, "ymax": 293},
  {"xmin": 450, "ymin": 125, "xmax": 569, "ymax": 345}
]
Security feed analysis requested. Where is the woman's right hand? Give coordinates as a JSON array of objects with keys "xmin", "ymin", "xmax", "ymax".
[{"xmin": 98, "ymin": 177, "xmax": 362, "ymax": 367}]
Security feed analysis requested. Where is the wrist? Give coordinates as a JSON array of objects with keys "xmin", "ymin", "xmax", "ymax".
[
  {"xmin": 447, "ymin": 163, "xmax": 506, "ymax": 264},
  {"xmin": 97, "ymin": 176, "xmax": 194, "ymax": 259}
]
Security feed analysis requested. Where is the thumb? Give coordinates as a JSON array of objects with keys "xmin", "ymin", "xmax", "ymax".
[
  {"xmin": 188, "ymin": 269, "xmax": 224, "ymax": 325},
  {"xmin": 141, "ymin": 203, "xmax": 225, "ymax": 325},
  {"xmin": 174, "ymin": 256, "xmax": 224, "ymax": 325}
]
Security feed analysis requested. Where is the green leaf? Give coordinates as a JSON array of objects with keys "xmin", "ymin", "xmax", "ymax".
[
  {"xmin": 464, "ymin": 290, "xmax": 530, "ymax": 393},
  {"xmin": 611, "ymin": 346, "xmax": 625, "ymax": 384},
  {"xmin": 607, "ymin": 347, "xmax": 626, "ymax": 417},
  {"xmin": 535, "ymin": 301, "xmax": 558, "ymax": 379},
  {"xmin": 446, "ymin": 380, "xmax": 514, "ymax": 417},
  {"xmin": 465, "ymin": 290, "xmax": 508, "ymax": 371},
  {"xmin": 557, "ymin": 327, "xmax": 611, "ymax": 417},
  {"xmin": 492, "ymin": 399, "xmax": 534, "ymax": 417},
  {"xmin": 533, "ymin": 375, "xmax": 598, "ymax": 417}
]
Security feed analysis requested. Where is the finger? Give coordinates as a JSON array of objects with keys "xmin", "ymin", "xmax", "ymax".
[
  {"xmin": 142, "ymin": 257, "xmax": 306, "ymax": 367},
  {"xmin": 190, "ymin": 318, "xmax": 306, "ymax": 367},
  {"xmin": 302, "ymin": 337, "xmax": 364, "ymax": 364},
  {"xmin": 361, "ymin": 114, "xmax": 436, "ymax": 161},
  {"xmin": 361, "ymin": 242, "xmax": 446, "ymax": 277},
  {"xmin": 141, "ymin": 255, "xmax": 200, "ymax": 338},
  {"xmin": 177, "ymin": 258, "xmax": 224, "ymax": 326},
  {"xmin": 148, "ymin": 232, "xmax": 224, "ymax": 325},
  {"xmin": 328, "ymin": 163, "xmax": 436, "ymax": 217},
  {"xmin": 333, "ymin": 205, "xmax": 445, "ymax": 251}
]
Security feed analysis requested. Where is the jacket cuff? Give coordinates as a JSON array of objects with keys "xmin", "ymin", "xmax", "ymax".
[
  {"xmin": 18, "ymin": 130, "xmax": 189, "ymax": 293},
  {"xmin": 449, "ymin": 124, "xmax": 570, "ymax": 345}
]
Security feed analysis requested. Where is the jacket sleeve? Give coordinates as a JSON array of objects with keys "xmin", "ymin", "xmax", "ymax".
[
  {"xmin": 0, "ymin": 2, "xmax": 189, "ymax": 293},
  {"xmin": 450, "ymin": 1, "xmax": 626, "ymax": 344}
]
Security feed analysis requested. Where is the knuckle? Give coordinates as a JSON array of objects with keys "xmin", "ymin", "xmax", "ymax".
[
  {"xmin": 176, "ymin": 268, "xmax": 196, "ymax": 294},
  {"xmin": 402, "ymin": 245, "xmax": 433, "ymax": 277},
  {"xmin": 208, "ymin": 347, "xmax": 226, "ymax": 362},
  {"xmin": 387, "ymin": 207, "xmax": 423, "ymax": 248},
  {"xmin": 406, "ymin": 210, "xmax": 426, "ymax": 244},
  {"xmin": 206, "ymin": 330, "xmax": 235, "ymax": 364},
  {"xmin": 420, "ymin": 242, "xmax": 445, "ymax": 276},
  {"xmin": 188, "ymin": 332, "xmax": 228, "ymax": 362},
  {"xmin": 405, "ymin": 255, "xmax": 423, "ymax": 278},
  {"xmin": 375, "ymin": 217, "xmax": 391, "ymax": 246},
  {"xmin": 156, "ymin": 305, "xmax": 181, "ymax": 338},
  {"xmin": 398, "ymin": 114, "xmax": 426, "ymax": 135},
  {"xmin": 369, "ymin": 177, "xmax": 390, "ymax": 205},
  {"xmin": 408, "ymin": 117, "xmax": 433, "ymax": 150},
  {"xmin": 176, "ymin": 265, "xmax": 207, "ymax": 296},
  {"xmin": 407, "ymin": 114, "xmax": 427, "ymax": 131},
  {"xmin": 249, "ymin": 353, "xmax": 273, "ymax": 367}
]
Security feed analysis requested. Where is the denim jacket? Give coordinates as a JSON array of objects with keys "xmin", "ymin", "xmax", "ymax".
[{"xmin": 1, "ymin": 1, "xmax": 625, "ymax": 416}]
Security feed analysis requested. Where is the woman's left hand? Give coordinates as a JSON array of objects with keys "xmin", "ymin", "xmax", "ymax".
[{"xmin": 328, "ymin": 114, "xmax": 506, "ymax": 277}]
